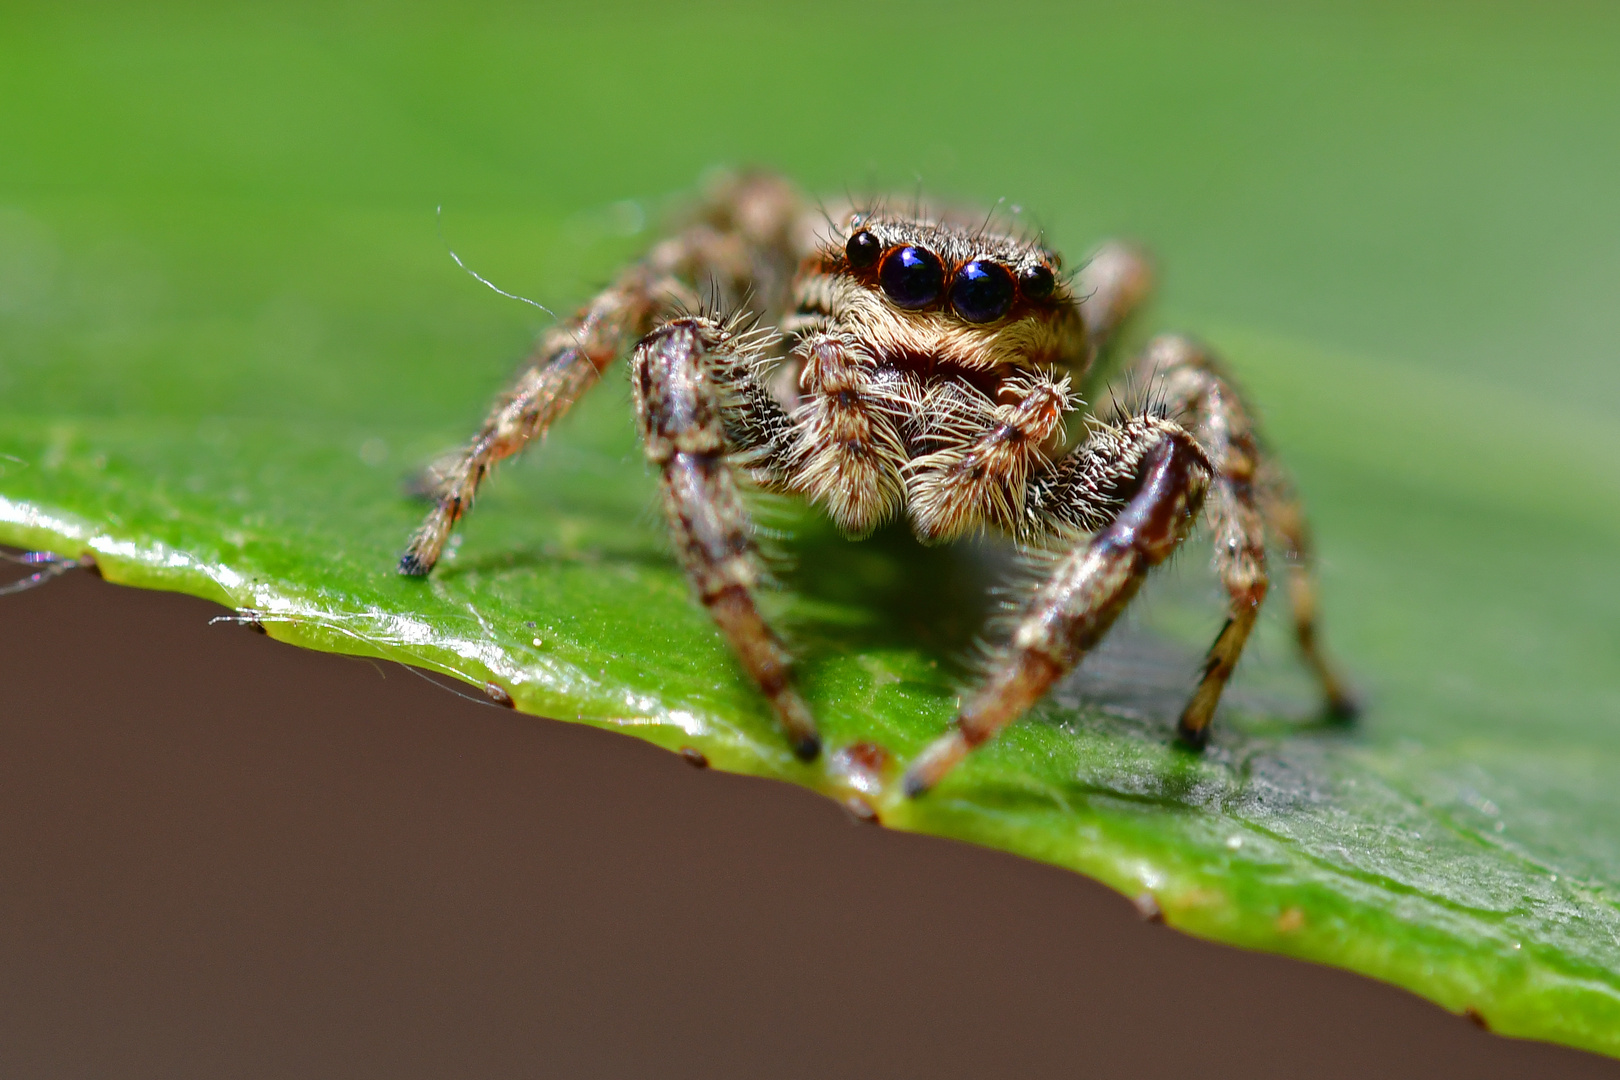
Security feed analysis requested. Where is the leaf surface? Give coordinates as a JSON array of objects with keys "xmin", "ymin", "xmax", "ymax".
[{"xmin": 4, "ymin": 1, "xmax": 1620, "ymax": 1056}]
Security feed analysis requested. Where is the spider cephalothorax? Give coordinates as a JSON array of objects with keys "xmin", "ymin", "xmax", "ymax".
[
  {"xmin": 400, "ymin": 171, "xmax": 1356, "ymax": 797},
  {"xmin": 770, "ymin": 209, "xmax": 1088, "ymax": 542}
]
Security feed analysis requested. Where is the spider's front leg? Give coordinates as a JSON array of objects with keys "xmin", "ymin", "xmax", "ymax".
[
  {"xmin": 1130, "ymin": 335, "xmax": 1358, "ymax": 741},
  {"xmin": 633, "ymin": 315, "xmax": 820, "ymax": 761},
  {"xmin": 398, "ymin": 171, "xmax": 802, "ymax": 576},
  {"xmin": 904, "ymin": 417, "xmax": 1211, "ymax": 796},
  {"xmin": 397, "ymin": 270, "xmax": 663, "ymax": 576}
]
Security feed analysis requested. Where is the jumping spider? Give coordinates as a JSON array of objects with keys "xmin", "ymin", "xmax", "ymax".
[{"xmin": 399, "ymin": 171, "xmax": 1356, "ymax": 796}]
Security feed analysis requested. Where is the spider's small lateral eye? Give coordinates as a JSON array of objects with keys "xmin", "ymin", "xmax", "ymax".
[
  {"xmin": 1018, "ymin": 264, "xmax": 1056, "ymax": 301},
  {"xmin": 878, "ymin": 246, "xmax": 945, "ymax": 310},
  {"xmin": 951, "ymin": 260, "xmax": 1016, "ymax": 323},
  {"xmin": 845, "ymin": 229, "xmax": 882, "ymax": 268}
]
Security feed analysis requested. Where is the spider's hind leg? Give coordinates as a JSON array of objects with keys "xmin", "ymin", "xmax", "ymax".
[
  {"xmin": 1131, "ymin": 335, "xmax": 1357, "ymax": 743},
  {"xmin": 1257, "ymin": 457, "xmax": 1360, "ymax": 721},
  {"xmin": 633, "ymin": 314, "xmax": 819, "ymax": 761}
]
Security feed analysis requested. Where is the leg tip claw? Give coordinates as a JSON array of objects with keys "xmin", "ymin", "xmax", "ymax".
[
  {"xmin": 901, "ymin": 730, "xmax": 969, "ymax": 798},
  {"xmin": 900, "ymin": 770, "xmax": 933, "ymax": 800},
  {"xmin": 397, "ymin": 552, "xmax": 434, "ymax": 577},
  {"xmin": 790, "ymin": 731, "xmax": 821, "ymax": 763},
  {"xmin": 1326, "ymin": 691, "xmax": 1361, "ymax": 724},
  {"xmin": 1175, "ymin": 720, "xmax": 1211, "ymax": 752}
]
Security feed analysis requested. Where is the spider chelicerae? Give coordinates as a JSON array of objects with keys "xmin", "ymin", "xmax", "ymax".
[{"xmin": 399, "ymin": 171, "xmax": 1357, "ymax": 796}]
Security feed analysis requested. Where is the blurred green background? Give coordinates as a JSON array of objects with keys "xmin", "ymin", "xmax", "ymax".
[
  {"xmin": 4, "ymin": 0, "xmax": 1620, "ymax": 1057},
  {"xmin": 8, "ymin": 1, "xmax": 1620, "ymax": 410}
]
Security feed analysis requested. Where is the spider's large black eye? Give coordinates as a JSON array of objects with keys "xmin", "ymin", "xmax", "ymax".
[
  {"xmin": 951, "ymin": 260, "xmax": 1016, "ymax": 323},
  {"xmin": 845, "ymin": 229, "xmax": 882, "ymax": 268},
  {"xmin": 878, "ymin": 245, "xmax": 944, "ymax": 309},
  {"xmin": 1018, "ymin": 264, "xmax": 1056, "ymax": 301}
]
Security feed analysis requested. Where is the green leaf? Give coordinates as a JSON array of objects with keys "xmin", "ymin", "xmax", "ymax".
[{"xmin": 5, "ymin": 0, "xmax": 1620, "ymax": 1057}]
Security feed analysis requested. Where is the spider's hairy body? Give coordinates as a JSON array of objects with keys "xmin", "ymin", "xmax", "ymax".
[
  {"xmin": 400, "ymin": 171, "xmax": 1356, "ymax": 795},
  {"xmin": 772, "ymin": 211, "xmax": 1088, "ymax": 542}
]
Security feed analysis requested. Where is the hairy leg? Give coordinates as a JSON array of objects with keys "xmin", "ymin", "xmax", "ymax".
[
  {"xmin": 1075, "ymin": 241, "xmax": 1154, "ymax": 378},
  {"xmin": 634, "ymin": 315, "xmax": 820, "ymax": 761},
  {"xmin": 781, "ymin": 332, "xmax": 912, "ymax": 535},
  {"xmin": 1130, "ymin": 335, "xmax": 1356, "ymax": 742},
  {"xmin": 1258, "ymin": 462, "xmax": 1359, "ymax": 719},
  {"xmin": 399, "ymin": 171, "xmax": 805, "ymax": 576},
  {"xmin": 904, "ymin": 418, "xmax": 1210, "ymax": 795}
]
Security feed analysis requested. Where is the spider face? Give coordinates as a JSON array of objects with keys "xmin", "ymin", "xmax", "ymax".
[
  {"xmin": 844, "ymin": 215, "xmax": 1062, "ymax": 318},
  {"xmin": 845, "ymin": 221, "xmax": 1045, "ymax": 325},
  {"xmin": 793, "ymin": 212, "xmax": 1086, "ymax": 383}
]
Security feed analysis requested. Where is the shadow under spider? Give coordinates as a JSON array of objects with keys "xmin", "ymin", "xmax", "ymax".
[
  {"xmin": 772, "ymin": 518, "xmax": 1010, "ymax": 672},
  {"xmin": 1060, "ymin": 613, "xmax": 1360, "ymax": 756},
  {"xmin": 423, "ymin": 500, "xmax": 1352, "ymax": 749}
]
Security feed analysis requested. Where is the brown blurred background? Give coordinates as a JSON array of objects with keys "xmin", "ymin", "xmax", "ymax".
[{"xmin": 1, "ymin": 565, "xmax": 1615, "ymax": 1079}]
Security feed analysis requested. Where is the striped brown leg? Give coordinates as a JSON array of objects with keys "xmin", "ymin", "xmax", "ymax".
[
  {"xmin": 1131, "ymin": 335, "xmax": 1354, "ymax": 746},
  {"xmin": 903, "ymin": 422, "xmax": 1210, "ymax": 796},
  {"xmin": 1258, "ymin": 466, "xmax": 1360, "ymax": 720},
  {"xmin": 399, "ymin": 172, "xmax": 804, "ymax": 577},
  {"xmin": 399, "ymin": 319, "xmax": 619, "ymax": 576},
  {"xmin": 634, "ymin": 316, "xmax": 820, "ymax": 761},
  {"xmin": 1075, "ymin": 241, "xmax": 1154, "ymax": 369}
]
